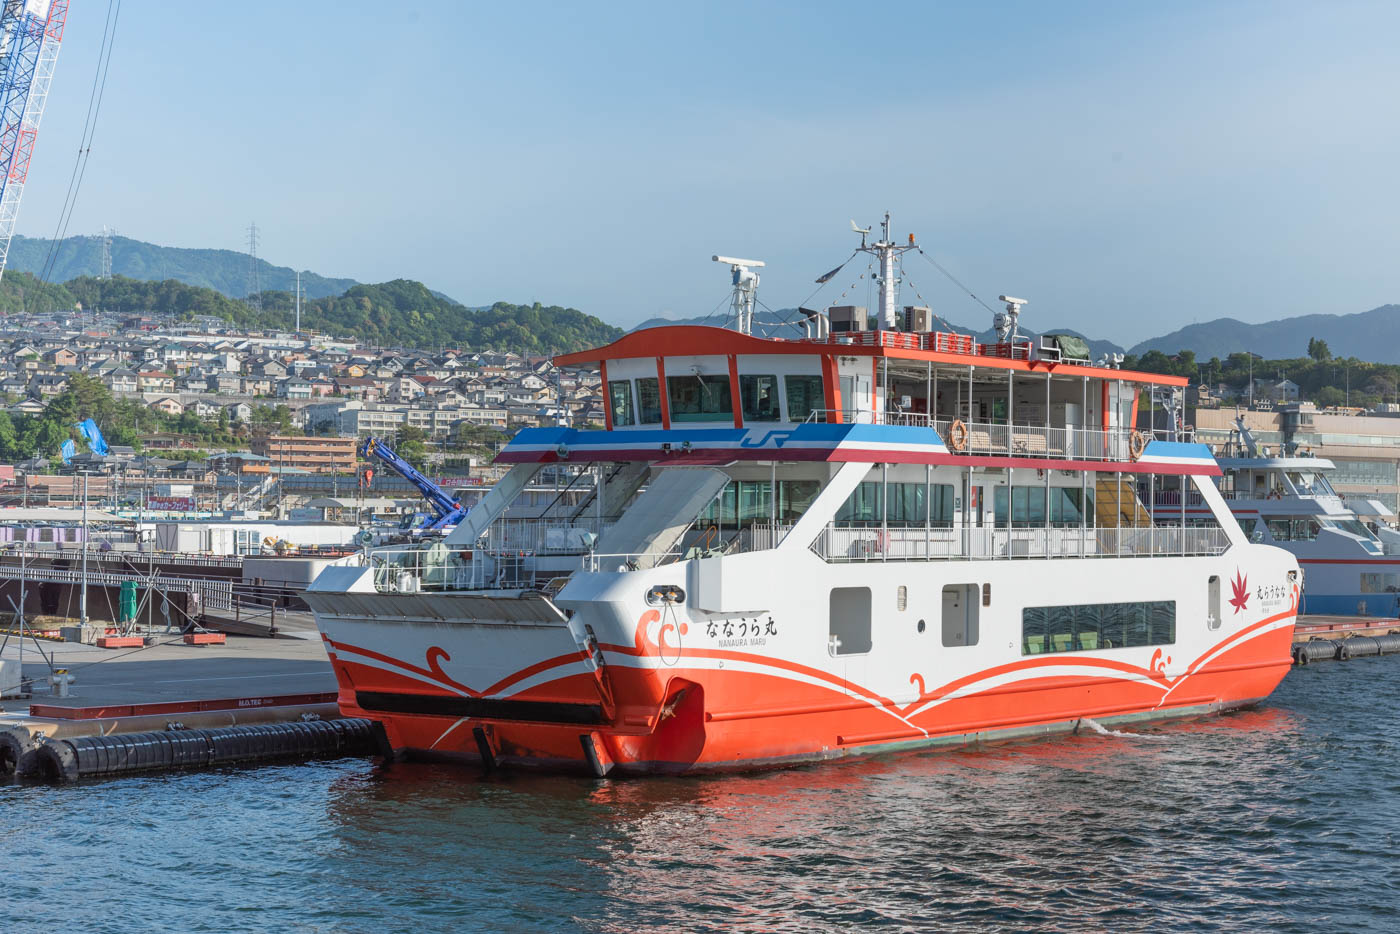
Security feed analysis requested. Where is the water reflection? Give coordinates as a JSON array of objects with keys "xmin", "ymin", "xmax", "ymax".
[
  {"xmin": 311, "ymin": 700, "xmax": 1334, "ymax": 932},
  {"xmin": 5, "ymin": 664, "xmax": 1396, "ymax": 933}
]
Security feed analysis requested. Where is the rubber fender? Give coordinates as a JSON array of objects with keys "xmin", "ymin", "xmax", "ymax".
[
  {"xmin": 32, "ymin": 739, "xmax": 79, "ymax": 783},
  {"xmin": 1292, "ymin": 645, "xmax": 1308, "ymax": 667},
  {"xmin": 1341, "ymin": 636, "xmax": 1381, "ymax": 659},
  {"xmin": 0, "ymin": 729, "xmax": 33, "ymax": 776},
  {"xmin": 28, "ymin": 718, "xmax": 377, "ymax": 783},
  {"xmin": 1372, "ymin": 633, "xmax": 1400, "ymax": 655},
  {"xmin": 1295, "ymin": 640, "xmax": 1339, "ymax": 663}
]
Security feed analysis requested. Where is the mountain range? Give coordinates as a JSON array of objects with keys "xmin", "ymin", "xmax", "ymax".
[
  {"xmin": 7, "ymin": 233, "xmax": 1397, "ymax": 363},
  {"xmin": 7, "ymin": 234, "xmax": 358, "ymax": 299}
]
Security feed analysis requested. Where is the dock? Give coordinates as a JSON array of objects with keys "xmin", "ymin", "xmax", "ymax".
[
  {"xmin": 1293, "ymin": 614, "xmax": 1400, "ymax": 664},
  {"xmin": 0, "ymin": 630, "xmax": 379, "ymax": 781}
]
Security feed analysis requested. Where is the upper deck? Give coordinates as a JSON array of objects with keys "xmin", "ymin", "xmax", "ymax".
[{"xmin": 545, "ymin": 324, "xmax": 1207, "ymax": 476}]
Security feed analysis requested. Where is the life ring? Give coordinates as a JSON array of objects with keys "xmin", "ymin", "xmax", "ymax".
[
  {"xmin": 947, "ymin": 418, "xmax": 969, "ymax": 453},
  {"xmin": 1128, "ymin": 430, "xmax": 1147, "ymax": 462}
]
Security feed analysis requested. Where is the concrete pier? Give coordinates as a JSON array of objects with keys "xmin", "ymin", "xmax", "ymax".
[{"xmin": 1, "ymin": 632, "xmax": 345, "ymax": 779}]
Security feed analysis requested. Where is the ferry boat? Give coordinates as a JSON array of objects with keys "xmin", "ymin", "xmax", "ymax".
[
  {"xmin": 1202, "ymin": 419, "xmax": 1400, "ymax": 616},
  {"xmin": 304, "ymin": 216, "xmax": 1301, "ymax": 775}
]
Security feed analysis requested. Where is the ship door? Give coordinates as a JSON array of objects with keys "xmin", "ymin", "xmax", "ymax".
[{"xmin": 829, "ymin": 587, "xmax": 872, "ymax": 695}]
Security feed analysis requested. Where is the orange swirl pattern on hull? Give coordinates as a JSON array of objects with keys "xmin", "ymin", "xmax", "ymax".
[{"xmin": 322, "ymin": 602, "xmax": 1298, "ymax": 775}]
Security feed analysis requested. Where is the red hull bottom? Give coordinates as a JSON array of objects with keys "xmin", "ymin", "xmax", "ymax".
[{"xmin": 332, "ymin": 618, "xmax": 1295, "ymax": 776}]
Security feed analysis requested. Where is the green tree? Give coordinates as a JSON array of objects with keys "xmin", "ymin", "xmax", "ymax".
[{"xmin": 1308, "ymin": 337, "xmax": 1331, "ymax": 362}]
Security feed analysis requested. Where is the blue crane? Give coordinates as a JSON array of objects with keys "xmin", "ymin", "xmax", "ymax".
[{"xmin": 359, "ymin": 436, "xmax": 467, "ymax": 531}]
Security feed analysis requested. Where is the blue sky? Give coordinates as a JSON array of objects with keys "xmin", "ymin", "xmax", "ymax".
[{"xmin": 18, "ymin": 0, "xmax": 1400, "ymax": 345}]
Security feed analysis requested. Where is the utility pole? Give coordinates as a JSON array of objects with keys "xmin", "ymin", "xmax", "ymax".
[
  {"xmin": 294, "ymin": 269, "xmax": 302, "ymax": 334},
  {"xmin": 80, "ymin": 471, "xmax": 88, "ymax": 627}
]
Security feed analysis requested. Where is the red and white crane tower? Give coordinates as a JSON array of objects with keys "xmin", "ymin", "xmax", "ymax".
[{"xmin": 0, "ymin": 0, "xmax": 69, "ymax": 282}]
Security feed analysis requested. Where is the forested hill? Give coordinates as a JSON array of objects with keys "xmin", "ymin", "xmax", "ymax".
[
  {"xmin": 6, "ymin": 234, "xmax": 358, "ymax": 299},
  {"xmin": 252, "ymin": 279, "xmax": 624, "ymax": 353},
  {"xmin": 0, "ymin": 273, "xmax": 623, "ymax": 355}
]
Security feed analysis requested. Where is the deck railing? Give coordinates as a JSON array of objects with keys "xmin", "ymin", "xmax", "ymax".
[{"xmin": 810, "ymin": 523, "xmax": 1231, "ymax": 562}]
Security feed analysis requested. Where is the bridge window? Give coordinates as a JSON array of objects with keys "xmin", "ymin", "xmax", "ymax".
[
  {"xmin": 608, "ymin": 380, "xmax": 634, "ymax": 426},
  {"xmin": 741, "ymin": 374, "xmax": 781, "ymax": 421},
  {"xmin": 1022, "ymin": 600, "xmax": 1176, "ymax": 655},
  {"xmin": 636, "ymin": 377, "xmax": 663, "ymax": 424},
  {"xmin": 785, "ymin": 375, "xmax": 825, "ymax": 422},
  {"xmin": 667, "ymin": 374, "xmax": 733, "ymax": 422}
]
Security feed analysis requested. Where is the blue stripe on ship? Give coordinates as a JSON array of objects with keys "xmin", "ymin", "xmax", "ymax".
[{"xmin": 502, "ymin": 423, "xmax": 946, "ymax": 455}]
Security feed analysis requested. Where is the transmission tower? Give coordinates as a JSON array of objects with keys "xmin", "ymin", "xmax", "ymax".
[
  {"xmin": 100, "ymin": 224, "xmax": 113, "ymax": 279},
  {"xmin": 0, "ymin": 0, "xmax": 70, "ymax": 283},
  {"xmin": 245, "ymin": 221, "xmax": 262, "ymax": 312}
]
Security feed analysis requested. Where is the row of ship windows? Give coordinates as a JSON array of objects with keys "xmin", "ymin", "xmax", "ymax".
[
  {"xmin": 827, "ymin": 586, "xmax": 1177, "ymax": 659},
  {"xmin": 609, "ymin": 374, "xmax": 825, "ymax": 426}
]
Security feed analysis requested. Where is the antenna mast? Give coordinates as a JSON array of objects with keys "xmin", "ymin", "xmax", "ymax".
[
  {"xmin": 245, "ymin": 222, "xmax": 261, "ymax": 313},
  {"xmin": 100, "ymin": 223, "xmax": 112, "ymax": 279},
  {"xmin": 294, "ymin": 269, "xmax": 301, "ymax": 333},
  {"xmin": 712, "ymin": 254, "xmax": 764, "ymax": 335},
  {"xmin": 853, "ymin": 211, "xmax": 916, "ymax": 329},
  {"xmin": 0, "ymin": 0, "xmax": 70, "ymax": 283}
]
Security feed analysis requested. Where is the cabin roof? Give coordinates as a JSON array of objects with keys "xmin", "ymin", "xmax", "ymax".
[{"xmin": 554, "ymin": 325, "xmax": 1188, "ymax": 387}]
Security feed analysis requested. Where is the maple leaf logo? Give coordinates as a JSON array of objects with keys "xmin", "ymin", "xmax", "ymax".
[{"xmin": 1229, "ymin": 570, "xmax": 1249, "ymax": 614}]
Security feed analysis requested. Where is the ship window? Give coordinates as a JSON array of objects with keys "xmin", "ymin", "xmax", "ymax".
[
  {"xmin": 993, "ymin": 487, "xmax": 1047, "ymax": 528},
  {"xmin": 608, "ymin": 380, "xmax": 634, "ymax": 426},
  {"xmin": 740, "ymin": 375, "xmax": 781, "ymax": 421},
  {"xmin": 941, "ymin": 584, "xmax": 979, "ymax": 647},
  {"xmin": 785, "ymin": 374, "xmax": 825, "ymax": 422},
  {"xmin": 835, "ymin": 481, "xmax": 955, "ymax": 527},
  {"xmin": 1022, "ymin": 600, "xmax": 1176, "ymax": 655},
  {"xmin": 1361, "ymin": 573, "xmax": 1400, "ymax": 594},
  {"xmin": 636, "ymin": 378, "xmax": 663, "ymax": 424},
  {"xmin": 829, "ymin": 587, "xmax": 872, "ymax": 655},
  {"xmin": 1264, "ymin": 517, "xmax": 1320, "ymax": 542},
  {"xmin": 667, "ymin": 374, "xmax": 733, "ymax": 422},
  {"xmin": 1208, "ymin": 575, "xmax": 1221, "ymax": 630}
]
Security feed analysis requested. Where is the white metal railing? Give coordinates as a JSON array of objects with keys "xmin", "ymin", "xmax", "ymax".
[
  {"xmin": 477, "ymin": 517, "xmax": 613, "ymax": 554},
  {"xmin": 810, "ymin": 523, "xmax": 1231, "ymax": 562},
  {"xmin": 798, "ymin": 411, "xmax": 1194, "ymax": 457}
]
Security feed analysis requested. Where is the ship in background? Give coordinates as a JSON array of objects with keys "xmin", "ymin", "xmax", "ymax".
[
  {"xmin": 1207, "ymin": 419, "xmax": 1399, "ymax": 616},
  {"xmin": 304, "ymin": 214, "xmax": 1300, "ymax": 775}
]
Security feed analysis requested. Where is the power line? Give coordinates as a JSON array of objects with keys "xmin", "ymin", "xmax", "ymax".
[
  {"xmin": 915, "ymin": 247, "xmax": 998, "ymax": 315},
  {"xmin": 41, "ymin": 0, "xmax": 122, "ymax": 283}
]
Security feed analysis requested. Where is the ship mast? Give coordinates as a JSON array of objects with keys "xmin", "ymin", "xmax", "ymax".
[{"xmin": 853, "ymin": 212, "xmax": 916, "ymax": 329}]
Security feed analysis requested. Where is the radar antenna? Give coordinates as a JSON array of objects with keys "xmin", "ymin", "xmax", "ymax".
[
  {"xmin": 994, "ymin": 295, "xmax": 1027, "ymax": 343},
  {"xmin": 713, "ymin": 254, "xmax": 764, "ymax": 335}
]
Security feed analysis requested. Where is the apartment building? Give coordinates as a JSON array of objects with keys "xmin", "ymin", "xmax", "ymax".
[{"xmin": 250, "ymin": 434, "xmax": 357, "ymax": 473}]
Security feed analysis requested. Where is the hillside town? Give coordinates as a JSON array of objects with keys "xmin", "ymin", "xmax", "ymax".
[{"xmin": 0, "ymin": 306, "xmax": 606, "ymax": 515}]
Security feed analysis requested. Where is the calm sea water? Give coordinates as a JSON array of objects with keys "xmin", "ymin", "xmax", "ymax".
[{"xmin": 5, "ymin": 657, "xmax": 1400, "ymax": 933}]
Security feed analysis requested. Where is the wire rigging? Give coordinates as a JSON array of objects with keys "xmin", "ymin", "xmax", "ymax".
[
  {"xmin": 40, "ymin": 0, "xmax": 122, "ymax": 283},
  {"xmin": 915, "ymin": 247, "xmax": 998, "ymax": 316}
]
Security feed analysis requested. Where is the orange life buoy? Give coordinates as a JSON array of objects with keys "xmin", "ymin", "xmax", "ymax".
[
  {"xmin": 947, "ymin": 418, "xmax": 969, "ymax": 453},
  {"xmin": 1129, "ymin": 430, "xmax": 1147, "ymax": 462}
]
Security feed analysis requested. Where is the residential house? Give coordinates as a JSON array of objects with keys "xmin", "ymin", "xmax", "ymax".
[
  {"xmin": 278, "ymin": 376, "xmax": 314, "ymax": 400},
  {"xmin": 138, "ymin": 371, "xmax": 175, "ymax": 394},
  {"xmin": 149, "ymin": 397, "xmax": 185, "ymax": 416}
]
